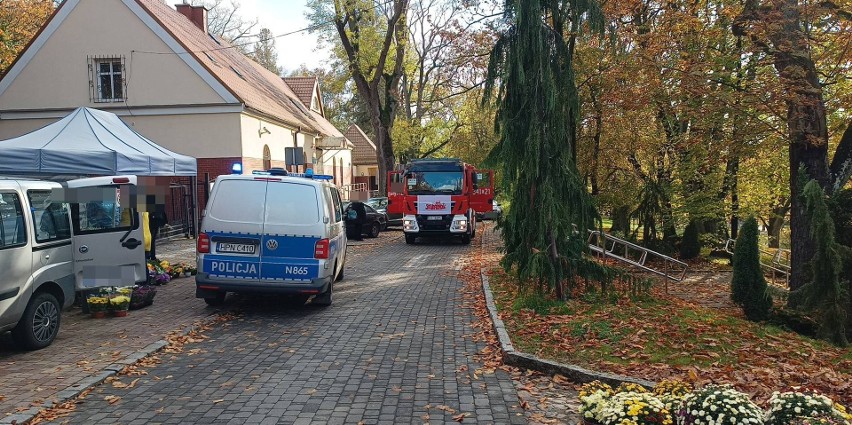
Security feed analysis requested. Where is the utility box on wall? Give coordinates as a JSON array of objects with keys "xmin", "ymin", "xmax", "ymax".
[{"xmin": 285, "ymin": 147, "xmax": 305, "ymax": 166}]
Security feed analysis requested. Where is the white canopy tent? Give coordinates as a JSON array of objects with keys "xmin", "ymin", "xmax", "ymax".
[{"xmin": 0, "ymin": 107, "xmax": 196, "ymax": 176}]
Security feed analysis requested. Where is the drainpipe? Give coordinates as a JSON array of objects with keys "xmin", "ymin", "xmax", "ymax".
[{"xmin": 292, "ymin": 126, "xmax": 301, "ymax": 173}]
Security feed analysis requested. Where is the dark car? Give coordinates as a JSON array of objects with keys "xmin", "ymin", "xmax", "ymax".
[
  {"xmin": 365, "ymin": 197, "xmax": 402, "ymax": 228},
  {"xmin": 481, "ymin": 202, "xmax": 503, "ymax": 220},
  {"xmin": 343, "ymin": 201, "xmax": 387, "ymax": 239}
]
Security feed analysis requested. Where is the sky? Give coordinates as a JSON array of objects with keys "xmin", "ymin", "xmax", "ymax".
[{"xmin": 236, "ymin": 0, "xmax": 331, "ymax": 73}]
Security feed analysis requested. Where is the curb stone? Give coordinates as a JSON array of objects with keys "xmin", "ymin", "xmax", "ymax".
[
  {"xmin": 480, "ymin": 269, "xmax": 656, "ymax": 390},
  {"xmin": 0, "ymin": 315, "xmax": 219, "ymax": 425}
]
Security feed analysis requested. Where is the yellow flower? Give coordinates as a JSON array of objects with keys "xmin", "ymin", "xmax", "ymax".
[{"xmin": 110, "ymin": 295, "xmax": 130, "ymax": 304}]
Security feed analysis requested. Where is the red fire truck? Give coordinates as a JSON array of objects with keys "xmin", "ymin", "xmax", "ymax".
[{"xmin": 387, "ymin": 158, "xmax": 494, "ymax": 245}]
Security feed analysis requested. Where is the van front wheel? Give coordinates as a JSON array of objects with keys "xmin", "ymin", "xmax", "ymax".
[{"xmin": 13, "ymin": 292, "xmax": 61, "ymax": 351}]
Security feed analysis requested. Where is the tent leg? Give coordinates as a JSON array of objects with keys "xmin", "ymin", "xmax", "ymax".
[{"xmin": 190, "ymin": 175, "xmax": 199, "ymax": 239}]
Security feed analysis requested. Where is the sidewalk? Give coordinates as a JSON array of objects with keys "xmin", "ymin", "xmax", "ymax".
[{"xmin": 0, "ymin": 238, "xmax": 209, "ymax": 422}]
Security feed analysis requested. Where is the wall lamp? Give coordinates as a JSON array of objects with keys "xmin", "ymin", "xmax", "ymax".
[{"xmin": 258, "ymin": 126, "xmax": 271, "ymax": 137}]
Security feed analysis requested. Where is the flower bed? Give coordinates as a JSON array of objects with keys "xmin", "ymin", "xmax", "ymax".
[{"xmin": 579, "ymin": 381, "xmax": 852, "ymax": 425}]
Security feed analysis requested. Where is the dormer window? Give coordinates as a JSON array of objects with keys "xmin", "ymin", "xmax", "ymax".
[
  {"xmin": 89, "ymin": 56, "xmax": 125, "ymax": 102},
  {"xmin": 310, "ymin": 95, "xmax": 318, "ymax": 111}
]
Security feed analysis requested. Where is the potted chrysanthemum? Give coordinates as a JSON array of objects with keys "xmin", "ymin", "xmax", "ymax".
[
  {"xmin": 598, "ymin": 390, "xmax": 672, "ymax": 425},
  {"xmin": 677, "ymin": 384, "xmax": 764, "ymax": 425},
  {"xmin": 86, "ymin": 294, "xmax": 109, "ymax": 318},
  {"xmin": 765, "ymin": 388, "xmax": 852, "ymax": 425},
  {"xmin": 654, "ymin": 380, "xmax": 693, "ymax": 414},
  {"xmin": 579, "ymin": 381, "xmax": 615, "ymax": 424},
  {"xmin": 109, "ymin": 289, "xmax": 131, "ymax": 317}
]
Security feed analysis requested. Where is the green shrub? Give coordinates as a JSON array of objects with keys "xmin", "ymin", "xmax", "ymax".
[
  {"xmin": 731, "ymin": 217, "xmax": 773, "ymax": 321},
  {"xmin": 679, "ymin": 220, "xmax": 701, "ymax": 259},
  {"xmin": 793, "ymin": 181, "xmax": 849, "ymax": 346}
]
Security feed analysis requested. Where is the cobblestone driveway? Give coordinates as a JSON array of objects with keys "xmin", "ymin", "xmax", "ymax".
[{"xmin": 46, "ymin": 231, "xmax": 526, "ymax": 424}]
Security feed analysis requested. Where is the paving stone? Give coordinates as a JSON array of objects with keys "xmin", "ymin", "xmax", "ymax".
[{"xmin": 31, "ymin": 230, "xmax": 525, "ymax": 424}]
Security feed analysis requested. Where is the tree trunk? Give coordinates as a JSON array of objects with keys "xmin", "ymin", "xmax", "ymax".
[
  {"xmin": 766, "ymin": 0, "xmax": 830, "ymax": 290},
  {"xmin": 767, "ymin": 214, "xmax": 785, "ymax": 249},
  {"xmin": 590, "ymin": 90, "xmax": 602, "ymax": 196},
  {"xmin": 730, "ymin": 158, "xmax": 740, "ymax": 240}
]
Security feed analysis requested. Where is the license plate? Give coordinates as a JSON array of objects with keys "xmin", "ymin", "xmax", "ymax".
[
  {"xmin": 427, "ymin": 215, "xmax": 443, "ymax": 221},
  {"xmin": 217, "ymin": 243, "xmax": 256, "ymax": 254}
]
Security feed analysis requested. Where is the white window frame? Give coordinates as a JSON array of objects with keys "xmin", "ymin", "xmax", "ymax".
[{"xmin": 89, "ymin": 56, "xmax": 126, "ymax": 103}]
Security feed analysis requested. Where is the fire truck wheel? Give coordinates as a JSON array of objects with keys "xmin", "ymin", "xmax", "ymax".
[
  {"xmin": 405, "ymin": 234, "xmax": 416, "ymax": 244},
  {"xmin": 460, "ymin": 234, "xmax": 471, "ymax": 245}
]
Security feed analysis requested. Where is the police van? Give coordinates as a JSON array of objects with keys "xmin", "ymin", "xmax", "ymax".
[{"xmin": 195, "ymin": 170, "xmax": 347, "ymax": 306}]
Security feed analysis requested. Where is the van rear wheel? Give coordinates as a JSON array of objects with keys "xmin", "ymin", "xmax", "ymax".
[
  {"xmin": 313, "ymin": 282, "xmax": 333, "ymax": 306},
  {"xmin": 335, "ymin": 262, "xmax": 344, "ymax": 282},
  {"xmin": 12, "ymin": 292, "xmax": 61, "ymax": 351},
  {"xmin": 204, "ymin": 292, "xmax": 226, "ymax": 306}
]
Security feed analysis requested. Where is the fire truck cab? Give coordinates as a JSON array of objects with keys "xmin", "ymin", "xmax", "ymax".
[{"xmin": 387, "ymin": 158, "xmax": 494, "ymax": 245}]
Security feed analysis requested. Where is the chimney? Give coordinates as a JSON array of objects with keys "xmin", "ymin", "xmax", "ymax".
[{"xmin": 175, "ymin": 3, "xmax": 208, "ymax": 34}]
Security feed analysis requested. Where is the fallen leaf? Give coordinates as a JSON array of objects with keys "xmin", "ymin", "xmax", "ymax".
[{"xmin": 104, "ymin": 395, "xmax": 121, "ymax": 404}]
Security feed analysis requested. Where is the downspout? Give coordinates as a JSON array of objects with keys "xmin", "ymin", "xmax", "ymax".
[{"xmin": 292, "ymin": 126, "xmax": 302, "ymax": 173}]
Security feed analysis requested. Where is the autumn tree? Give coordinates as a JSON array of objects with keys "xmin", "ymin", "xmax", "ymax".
[
  {"xmin": 251, "ymin": 28, "xmax": 281, "ymax": 75},
  {"xmin": 307, "ymin": 0, "xmax": 410, "ymax": 195},
  {"xmin": 734, "ymin": 0, "xmax": 852, "ymax": 291},
  {"xmin": 0, "ymin": 0, "xmax": 53, "ymax": 75},
  {"xmin": 484, "ymin": 0, "xmax": 610, "ymax": 299}
]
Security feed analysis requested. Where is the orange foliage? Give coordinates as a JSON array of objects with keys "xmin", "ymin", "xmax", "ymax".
[{"xmin": 0, "ymin": 0, "xmax": 53, "ymax": 75}]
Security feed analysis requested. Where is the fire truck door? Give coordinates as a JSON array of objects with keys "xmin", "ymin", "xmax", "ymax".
[
  {"xmin": 387, "ymin": 171, "xmax": 405, "ymax": 214},
  {"xmin": 470, "ymin": 170, "xmax": 494, "ymax": 214}
]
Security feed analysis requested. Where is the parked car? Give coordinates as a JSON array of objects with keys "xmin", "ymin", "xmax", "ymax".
[
  {"xmin": 364, "ymin": 197, "xmax": 402, "ymax": 228},
  {"xmin": 196, "ymin": 173, "xmax": 347, "ymax": 307},
  {"xmin": 343, "ymin": 201, "xmax": 387, "ymax": 239},
  {"xmin": 1, "ymin": 176, "xmax": 147, "ymax": 350},
  {"xmin": 481, "ymin": 202, "xmax": 503, "ymax": 220}
]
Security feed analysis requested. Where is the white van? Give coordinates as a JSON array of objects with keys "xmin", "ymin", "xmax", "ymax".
[
  {"xmin": 196, "ymin": 172, "xmax": 347, "ymax": 306},
  {"xmin": 0, "ymin": 176, "xmax": 147, "ymax": 350}
]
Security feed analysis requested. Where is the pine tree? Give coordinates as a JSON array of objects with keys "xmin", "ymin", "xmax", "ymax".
[
  {"xmin": 794, "ymin": 180, "xmax": 849, "ymax": 346},
  {"xmin": 483, "ymin": 0, "xmax": 610, "ymax": 299},
  {"xmin": 679, "ymin": 220, "xmax": 701, "ymax": 259},
  {"xmin": 251, "ymin": 28, "xmax": 281, "ymax": 75},
  {"xmin": 730, "ymin": 216, "xmax": 773, "ymax": 321}
]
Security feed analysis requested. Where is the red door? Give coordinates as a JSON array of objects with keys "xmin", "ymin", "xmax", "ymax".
[
  {"xmin": 387, "ymin": 171, "xmax": 405, "ymax": 214},
  {"xmin": 470, "ymin": 169, "xmax": 494, "ymax": 214}
]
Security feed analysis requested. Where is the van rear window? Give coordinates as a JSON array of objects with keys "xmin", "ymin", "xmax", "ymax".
[
  {"xmin": 265, "ymin": 182, "xmax": 319, "ymax": 225},
  {"xmin": 209, "ymin": 180, "xmax": 266, "ymax": 222}
]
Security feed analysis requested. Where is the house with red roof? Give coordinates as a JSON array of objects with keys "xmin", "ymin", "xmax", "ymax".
[{"xmin": 0, "ymin": 0, "xmax": 353, "ymax": 191}]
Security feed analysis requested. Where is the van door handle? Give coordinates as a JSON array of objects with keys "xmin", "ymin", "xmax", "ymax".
[{"xmin": 122, "ymin": 238, "xmax": 142, "ymax": 249}]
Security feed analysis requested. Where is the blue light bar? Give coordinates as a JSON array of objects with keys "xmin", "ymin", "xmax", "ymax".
[
  {"xmin": 231, "ymin": 162, "xmax": 243, "ymax": 174},
  {"xmin": 289, "ymin": 172, "xmax": 334, "ymax": 181}
]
